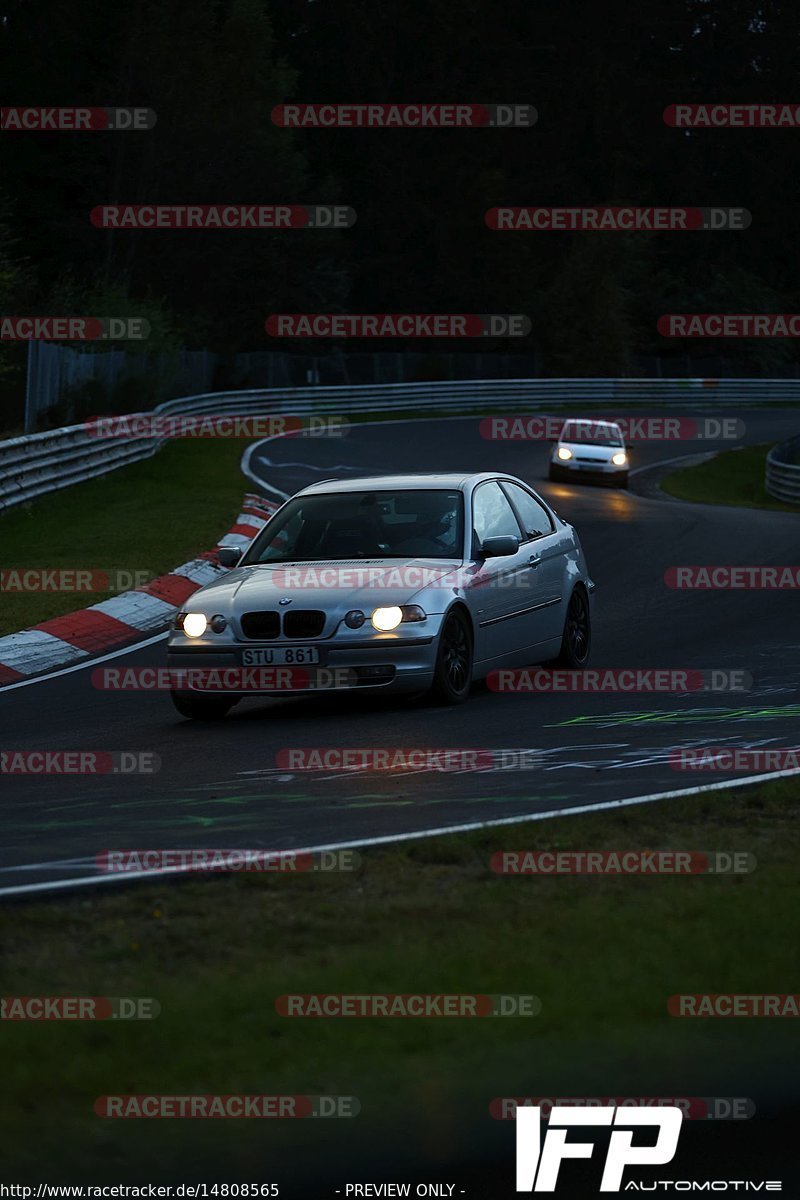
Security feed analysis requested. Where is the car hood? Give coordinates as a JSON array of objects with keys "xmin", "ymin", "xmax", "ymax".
[{"xmin": 193, "ymin": 557, "xmax": 468, "ymax": 617}]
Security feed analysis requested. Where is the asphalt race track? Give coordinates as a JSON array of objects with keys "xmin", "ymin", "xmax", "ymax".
[{"xmin": 2, "ymin": 411, "xmax": 799, "ymax": 894}]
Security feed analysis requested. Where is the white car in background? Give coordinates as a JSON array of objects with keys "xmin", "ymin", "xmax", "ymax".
[{"xmin": 548, "ymin": 419, "xmax": 629, "ymax": 488}]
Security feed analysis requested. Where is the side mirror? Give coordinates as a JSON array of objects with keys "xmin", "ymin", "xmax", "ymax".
[
  {"xmin": 480, "ymin": 534, "xmax": 519, "ymax": 558},
  {"xmin": 217, "ymin": 545, "xmax": 244, "ymax": 568}
]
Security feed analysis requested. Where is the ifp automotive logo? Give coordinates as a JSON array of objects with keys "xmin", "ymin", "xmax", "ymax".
[
  {"xmin": 515, "ymin": 1105, "xmax": 782, "ymax": 1192},
  {"xmin": 516, "ymin": 1104, "xmax": 682, "ymax": 1192}
]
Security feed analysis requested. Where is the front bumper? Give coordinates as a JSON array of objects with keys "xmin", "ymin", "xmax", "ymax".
[
  {"xmin": 167, "ymin": 634, "xmax": 439, "ymax": 698},
  {"xmin": 551, "ymin": 456, "xmax": 628, "ymax": 480}
]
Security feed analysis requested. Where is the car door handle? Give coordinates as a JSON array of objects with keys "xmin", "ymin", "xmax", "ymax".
[{"xmin": 528, "ymin": 554, "xmax": 541, "ymax": 568}]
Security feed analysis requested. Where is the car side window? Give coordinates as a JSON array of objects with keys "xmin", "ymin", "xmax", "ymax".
[
  {"xmin": 472, "ymin": 481, "xmax": 523, "ymax": 548},
  {"xmin": 500, "ymin": 482, "xmax": 554, "ymax": 539}
]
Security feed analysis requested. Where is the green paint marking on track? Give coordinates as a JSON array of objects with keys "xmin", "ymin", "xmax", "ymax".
[
  {"xmin": 339, "ymin": 794, "xmax": 572, "ymax": 810},
  {"xmin": 339, "ymin": 800, "xmax": 417, "ymax": 809},
  {"xmin": 172, "ymin": 795, "xmax": 252, "ymax": 807},
  {"xmin": 41, "ymin": 802, "xmax": 96, "ymax": 813},
  {"xmin": 555, "ymin": 706, "xmax": 800, "ymax": 727},
  {"xmin": 104, "ymin": 792, "xmax": 309, "ymax": 811}
]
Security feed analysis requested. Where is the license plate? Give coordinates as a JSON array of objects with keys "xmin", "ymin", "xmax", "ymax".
[{"xmin": 242, "ymin": 647, "xmax": 320, "ymax": 665}]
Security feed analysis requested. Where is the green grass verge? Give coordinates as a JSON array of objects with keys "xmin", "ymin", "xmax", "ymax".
[
  {"xmin": 660, "ymin": 443, "xmax": 800, "ymax": 512},
  {"xmin": 1, "ymin": 780, "xmax": 797, "ymax": 1178},
  {"xmin": 0, "ymin": 438, "xmax": 247, "ymax": 633}
]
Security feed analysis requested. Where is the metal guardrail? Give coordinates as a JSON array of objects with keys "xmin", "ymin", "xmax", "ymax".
[
  {"xmin": 765, "ymin": 434, "xmax": 800, "ymax": 503},
  {"xmin": 0, "ymin": 423, "xmax": 161, "ymax": 513},
  {"xmin": 2, "ymin": 376, "xmax": 800, "ymax": 514},
  {"xmin": 155, "ymin": 377, "xmax": 800, "ymax": 412}
]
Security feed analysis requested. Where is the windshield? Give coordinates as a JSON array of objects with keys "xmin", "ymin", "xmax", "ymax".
[
  {"xmin": 561, "ymin": 421, "xmax": 624, "ymax": 447},
  {"xmin": 241, "ymin": 489, "xmax": 465, "ymax": 563}
]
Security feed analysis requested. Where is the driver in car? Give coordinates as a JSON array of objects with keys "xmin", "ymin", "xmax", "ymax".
[{"xmin": 390, "ymin": 494, "xmax": 459, "ymax": 556}]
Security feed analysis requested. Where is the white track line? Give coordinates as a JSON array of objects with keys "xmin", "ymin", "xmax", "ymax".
[
  {"xmin": 240, "ymin": 440, "xmax": 291, "ymax": 502},
  {"xmin": 630, "ymin": 452, "xmax": 717, "ymax": 477},
  {"xmin": 2, "ymin": 767, "xmax": 798, "ymax": 898}
]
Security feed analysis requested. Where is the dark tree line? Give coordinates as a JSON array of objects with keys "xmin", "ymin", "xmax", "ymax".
[{"xmin": 2, "ymin": 0, "xmax": 800, "ymax": 411}]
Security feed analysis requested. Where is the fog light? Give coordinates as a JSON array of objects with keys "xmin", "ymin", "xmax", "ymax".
[
  {"xmin": 182, "ymin": 613, "xmax": 208, "ymax": 638},
  {"xmin": 345, "ymin": 609, "xmax": 366, "ymax": 629},
  {"xmin": 371, "ymin": 606, "xmax": 403, "ymax": 632},
  {"xmin": 557, "ymin": 447, "xmax": 573, "ymax": 461}
]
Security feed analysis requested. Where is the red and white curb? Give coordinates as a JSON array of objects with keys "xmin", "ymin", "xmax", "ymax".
[{"xmin": 0, "ymin": 493, "xmax": 278, "ymax": 686}]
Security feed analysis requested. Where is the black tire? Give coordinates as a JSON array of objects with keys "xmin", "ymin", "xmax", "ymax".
[
  {"xmin": 171, "ymin": 692, "xmax": 235, "ymax": 720},
  {"xmin": 614, "ymin": 472, "xmax": 629, "ymax": 489},
  {"xmin": 429, "ymin": 609, "xmax": 473, "ymax": 705},
  {"xmin": 553, "ymin": 587, "xmax": 591, "ymax": 668}
]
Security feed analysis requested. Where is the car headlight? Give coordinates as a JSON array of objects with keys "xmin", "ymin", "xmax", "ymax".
[
  {"xmin": 369, "ymin": 606, "xmax": 426, "ymax": 631},
  {"xmin": 371, "ymin": 606, "xmax": 403, "ymax": 632},
  {"xmin": 557, "ymin": 447, "xmax": 573, "ymax": 461},
  {"xmin": 612, "ymin": 452, "xmax": 627, "ymax": 466},
  {"xmin": 182, "ymin": 613, "xmax": 208, "ymax": 638}
]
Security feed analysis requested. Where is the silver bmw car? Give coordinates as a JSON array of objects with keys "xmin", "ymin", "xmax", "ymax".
[{"xmin": 167, "ymin": 472, "xmax": 595, "ymax": 718}]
